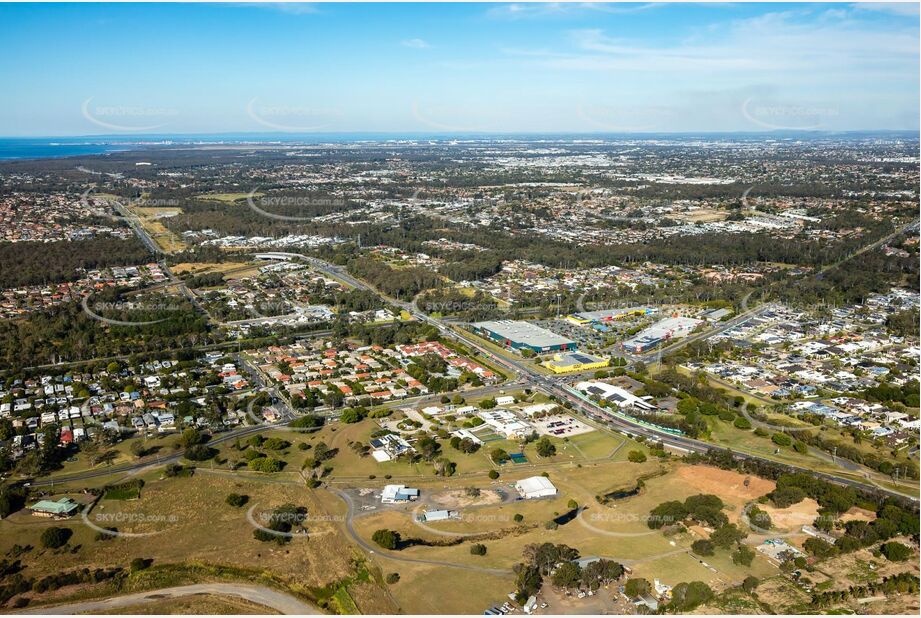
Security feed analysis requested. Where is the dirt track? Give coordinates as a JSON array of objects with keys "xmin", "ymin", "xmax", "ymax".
[{"xmin": 15, "ymin": 583, "xmax": 320, "ymax": 615}]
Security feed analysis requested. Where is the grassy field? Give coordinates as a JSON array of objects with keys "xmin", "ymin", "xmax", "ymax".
[{"xmin": 387, "ymin": 563, "xmax": 516, "ymax": 614}]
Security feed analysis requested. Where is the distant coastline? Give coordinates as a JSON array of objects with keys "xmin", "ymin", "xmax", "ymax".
[
  {"xmin": 0, "ymin": 139, "xmax": 135, "ymax": 160},
  {"xmin": 0, "ymin": 130, "xmax": 916, "ymax": 161}
]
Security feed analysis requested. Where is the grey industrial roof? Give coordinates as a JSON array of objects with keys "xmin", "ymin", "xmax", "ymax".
[{"xmin": 474, "ymin": 320, "xmax": 575, "ymax": 348}]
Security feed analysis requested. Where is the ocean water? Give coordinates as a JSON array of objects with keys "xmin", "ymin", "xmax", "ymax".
[{"xmin": 0, "ymin": 138, "xmax": 133, "ymax": 160}]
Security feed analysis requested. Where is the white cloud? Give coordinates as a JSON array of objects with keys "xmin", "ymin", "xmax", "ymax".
[
  {"xmin": 234, "ymin": 3, "xmax": 320, "ymax": 16},
  {"xmin": 852, "ymin": 2, "xmax": 921, "ymax": 17},
  {"xmin": 504, "ymin": 9, "xmax": 918, "ymax": 78},
  {"xmin": 401, "ymin": 38, "xmax": 431, "ymax": 49},
  {"xmin": 487, "ymin": 2, "xmax": 659, "ymax": 20}
]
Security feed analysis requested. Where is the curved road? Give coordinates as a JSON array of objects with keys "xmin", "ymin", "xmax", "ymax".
[
  {"xmin": 15, "ymin": 583, "xmax": 320, "ymax": 615},
  {"xmin": 333, "ymin": 488, "xmax": 512, "ymax": 575}
]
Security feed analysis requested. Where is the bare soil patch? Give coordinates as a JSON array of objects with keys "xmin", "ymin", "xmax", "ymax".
[
  {"xmin": 760, "ymin": 498, "xmax": 821, "ymax": 530},
  {"xmin": 674, "ymin": 465, "xmax": 775, "ymax": 503},
  {"xmin": 841, "ymin": 506, "xmax": 877, "ymax": 523},
  {"xmin": 429, "ymin": 488, "xmax": 503, "ymax": 508}
]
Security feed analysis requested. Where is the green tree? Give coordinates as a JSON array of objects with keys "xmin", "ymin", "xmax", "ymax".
[
  {"xmin": 741, "ymin": 576, "xmax": 759, "ymax": 593},
  {"xmin": 670, "ymin": 581, "xmax": 713, "ymax": 611},
  {"xmin": 40, "ymin": 526, "xmax": 72, "ymax": 549},
  {"xmin": 178, "ymin": 428, "xmax": 203, "ymax": 449},
  {"xmin": 535, "ymin": 437, "xmax": 556, "ymax": 458},
  {"xmin": 732, "ymin": 545, "xmax": 755, "ymax": 567},
  {"xmin": 710, "ymin": 524, "xmax": 747, "ymax": 549},
  {"xmin": 691, "ymin": 539, "xmax": 715, "ymax": 556},
  {"xmin": 627, "ymin": 450, "xmax": 647, "ymax": 463},
  {"xmin": 880, "ymin": 542, "xmax": 911, "ymax": 562},
  {"xmin": 624, "ymin": 578, "xmax": 651, "ymax": 597},
  {"xmin": 648, "ymin": 500, "xmax": 688, "ymax": 529},
  {"xmin": 490, "ymin": 448, "xmax": 510, "ymax": 464},
  {"xmin": 771, "ymin": 432, "xmax": 792, "ymax": 447},
  {"xmin": 372, "ymin": 529, "xmax": 400, "ymax": 550},
  {"xmin": 226, "ymin": 493, "xmax": 249, "ymax": 507},
  {"xmin": 551, "ymin": 562, "xmax": 583, "ymax": 589}
]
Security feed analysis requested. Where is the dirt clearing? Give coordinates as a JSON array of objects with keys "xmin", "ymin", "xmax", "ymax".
[
  {"xmin": 430, "ymin": 488, "xmax": 503, "ymax": 508},
  {"xmin": 674, "ymin": 465, "xmax": 775, "ymax": 503},
  {"xmin": 761, "ymin": 498, "xmax": 821, "ymax": 530}
]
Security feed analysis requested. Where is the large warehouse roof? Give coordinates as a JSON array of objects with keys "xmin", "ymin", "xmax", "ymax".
[
  {"xmin": 515, "ymin": 475, "xmax": 558, "ymax": 498},
  {"xmin": 473, "ymin": 320, "xmax": 575, "ymax": 348}
]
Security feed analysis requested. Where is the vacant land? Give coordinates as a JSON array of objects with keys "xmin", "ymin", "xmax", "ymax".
[
  {"xmin": 347, "ymin": 460, "xmax": 781, "ymax": 612},
  {"xmin": 196, "ymin": 192, "xmax": 261, "ymax": 203},
  {"xmin": 129, "ymin": 206, "xmax": 187, "ymax": 253},
  {"xmin": 760, "ymin": 498, "xmax": 820, "ymax": 530}
]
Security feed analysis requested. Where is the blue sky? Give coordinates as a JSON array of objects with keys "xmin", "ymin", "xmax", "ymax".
[{"xmin": 0, "ymin": 2, "xmax": 918, "ymax": 135}]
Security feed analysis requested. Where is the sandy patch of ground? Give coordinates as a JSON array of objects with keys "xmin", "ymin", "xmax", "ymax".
[
  {"xmin": 674, "ymin": 465, "xmax": 775, "ymax": 503},
  {"xmin": 841, "ymin": 506, "xmax": 876, "ymax": 523},
  {"xmin": 760, "ymin": 498, "xmax": 821, "ymax": 530},
  {"xmin": 429, "ymin": 488, "xmax": 503, "ymax": 508}
]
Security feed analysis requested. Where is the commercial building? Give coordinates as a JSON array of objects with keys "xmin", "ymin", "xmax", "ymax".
[
  {"xmin": 700, "ymin": 307, "xmax": 732, "ymax": 322},
  {"xmin": 543, "ymin": 351, "xmax": 610, "ymax": 374},
  {"xmin": 515, "ymin": 475, "xmax": 558, "ymax": 499},
  {"xmin": 472, "ymin": 320, "xmax": 575, "ymax": 354},
  {"xmin": 576, "ymin": 381, "xmax": 656, "ymax": 411},
  {"xmin": 478, "ymin": 409, "xmax": 533, "ymax": 439},
  {"xmin": 381, "ymin": 484, "xmax": 420, "ymax": 504},
  {"xmin": 621, "ymin": 316, "xmax": 703, "ymax": 353}
]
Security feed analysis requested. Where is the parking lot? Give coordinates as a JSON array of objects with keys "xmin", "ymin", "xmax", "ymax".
[{"xmin": 531, "ymin": 414, "xmax": 594, "ymax": 438}]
